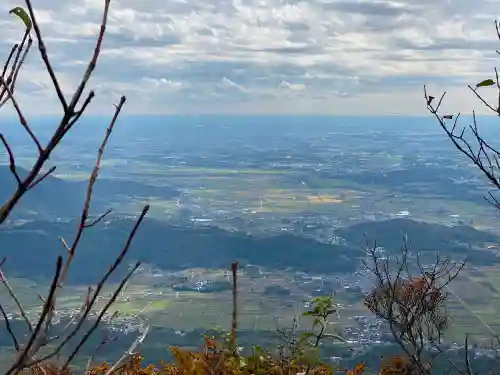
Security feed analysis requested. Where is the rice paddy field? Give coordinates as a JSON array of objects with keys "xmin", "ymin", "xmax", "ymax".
[{"xmin": 6, "ymin": 262, "xmax": 500, "ymax": 345}]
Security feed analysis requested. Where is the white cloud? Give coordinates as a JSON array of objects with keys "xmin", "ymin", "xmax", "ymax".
[
  {"xmin": 0, "ymin": 0, "xmax": 499, "ymax": 114},
  {"xmin": 280, "ymin": 80, "xmax": 306, "ymax": 91}
]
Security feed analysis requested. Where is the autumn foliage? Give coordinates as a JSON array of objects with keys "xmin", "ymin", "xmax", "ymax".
[{"xmin": 20, "ymin": 335, "xmax": 361, "ymax": 375}]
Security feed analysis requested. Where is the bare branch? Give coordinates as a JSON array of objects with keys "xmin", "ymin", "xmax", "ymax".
[
  {"xmin": 66, "ymin": 0, "xmax": 111, "ymax": 112},
  {"xmin": 4, "ymin": 256, "xmax": 62, "ymax": 375},
  {"xmin": 0, "ymin": 267, "xmax": 33, "ymax": 333},
  {"xmin": 425, "ymin": 83, "xmax": 500, "ymax": 208},
  {"xmin": 0, "ymin": 0, "xmax": 115, "ymax": 225},
  {"xmin": 0, "ymin": 77, "xmax": 43, "ymax": 154},
  {"xmin": 0, "ymin": 2, "xmax": 153, "ymax": 372},
  {"xmin": 84, "ymin": 208, "xmax": 113, "ymax": 228},
  {"xmin": 103, "ymin": 322, "xmax": 150, "ymax": 375},
  {"xmin": 230, "ymin": 261, "xmax": 238, "ymax": 356},
  {"xmin": 0, "ymin": 29, "xmax": 30, "ymax": 105},
  {"xmin": 364, "ymin": 238, "xmax": 464, "ymax": 375},
  {"xmin": 27, "ymin": 166, "xmax": 56, "ymax": 191},
  {"xmin": 468, "ymin": 85, "xmax": 497, "ymax": 113},
  {"xmin": 8, "ymin": 37, "xmax": 33, "ymax": 97},
  {"xmin": 86, "ymin": 333, "xmax": 118, "ymax": 373},
  {"xmin": 63, "ymin": 262, "xmax": 141, "ymax": 368},
  {"xmin": 67, "ymin": 91, "xmax": 95, "ymax": 129},
  {"xmin": 24, "ymin": 0, "xmax": 68, "ymax": 111},
  {"xmin": 27, "ymin": 204, "xmax": 149, "ymax": 367},
  {"xmin": 0, "ymin": 134, "xmax": 21, "ymax": 186},
  {"xmin": 1, "ymin": 44, "xmax": 18, "ymax": 80},
  {"xmin": 0, "ymin": 304, "xmax": 20, "ymax": 351}
]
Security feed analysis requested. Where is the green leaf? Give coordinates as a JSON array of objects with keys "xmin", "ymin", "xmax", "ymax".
[
  {"xmin": 303, "ymin": 310, "xmax": 317, "ymax": 316},
  {"xmin": 9, "ymin": 6, "xmax": 32, "ymax": 30},
  {"xmin": 476, "ymin": 79, "xmax": 495, "ymax": 88}
]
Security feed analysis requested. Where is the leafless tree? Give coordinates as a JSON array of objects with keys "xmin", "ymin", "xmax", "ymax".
[
  {"xmin": 0, "ymin": 1, "xmax": 150, "ymax": 373},
  {"xmin": 363, "ymin": 239, "xmax": 465, "ymax": 375},
  {"xmin": 425, "ymin": 21, "xmax": 500, "ymax": 212},
  {"xmin": 423, "ymin": 19, "xmax": 500, "ymax": 375}
]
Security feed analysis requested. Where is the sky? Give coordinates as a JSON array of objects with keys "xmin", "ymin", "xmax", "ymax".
[{"xmin": 1, "ymin": 0, "xmax": 500, "ymax": 115}]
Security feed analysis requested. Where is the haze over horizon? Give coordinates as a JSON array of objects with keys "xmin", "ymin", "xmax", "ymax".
[{"xmin": 2, "ymin": 0, "xmax": 500, "ymax": 116}]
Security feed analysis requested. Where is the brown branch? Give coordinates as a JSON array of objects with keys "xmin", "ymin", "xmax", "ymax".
[
  {"xmin": 80, "ymin": 97, "xmax": 125, "ymax": 230},
  {"xmin": 0, "ymin": 77, "xmax": 43, "ymax": 154},
  {"xmin": 0, "ymin": 267, "xmax": 33, "ymax": 333},
  {"xmin": 66, "ymin": 91, "xmax": 95, "ymax": 131},
  {"xmin": 425, "ymin": 86, "xmax": 500, "ymax": 203},
  {"xmin": 0, "ymin": 304, "xmax": 20, "ymax": 351},
  {"xmin": 66, "ymin": 0, "xmax": 111, "ymax": 112},
  {"xmin": 0, "ymin": 29, "xmax": 29, "ymax": 104},
  {"xmin": 1, "ymin": 44, "xmax": 18, "ymax": 80},
  {"xmin": 24, "ymin": 0, "xmax": 68, "ymax": 111},
  {"xmin": 0, "ymin": 2, "xmax": 153, "ymax": 371},
  {"xmin": 230, "ymin": 261, "xmax": 238, "ymax": 356},
  {"xmin": 103, "ymin": 321, "xmax": 149, "ymax": 375},
  {"xmin": 45, "ymin": 286, "xmax": 93, "ymax": 346},
  {"xmin": 8, "ymin": 37, "xmax": 33, "ymax": 96},
  {"xmin": 27, "ymin": 166, "xmax": 56, "ymax": 191},
  {"xmin": 86, "ymin": 334, "xmax": 118, "ymax": 373},
  {"xmin": 0, "ymin": 134, "xmax": 21, "ymax": 186},
  {"xmin": 0, "ymin": 0, "xmax": 114, "ymax": 225},
  {"xmin": 468, "ymin": 85, "xmax": 497, "ymax": 113},
  {"xmin": 4, "ymin": 256, "xmax": 62, "ymax": 375},
  {"xmin": 363, "ymin": 239, "xmax": 459, "ymax": 375},
  {"xmin": 36, "ymin": 96, "xmax": 126, "ymax": 347},
  {"xmin": 55, "ymin": 96, "xmax": 126, "ymax": 302},
  {"xmin": 27, "ymin": 204, "xmax": 149, "ymax": 366},
  {"xmin": 76, "ymin": 96, "xmax": 125, "ymax": 236},
  {"xmin": 63, "ymin": 262, "xmax": 141, "ymax": 368},
  {"xmin": 84, "ymin": 208, "xmax": 112, "ymax": 228}
]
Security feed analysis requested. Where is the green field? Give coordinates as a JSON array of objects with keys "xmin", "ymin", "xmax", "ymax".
[{"xmin": 8, "ymin": 264, "xmax": 500, "ymax": 344}]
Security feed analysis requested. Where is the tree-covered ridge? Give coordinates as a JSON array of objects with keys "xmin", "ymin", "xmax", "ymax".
[
  {"xmin": 0, "ymin": 218, "xmax": 360, "ymax": 282},
  {"xmin": 336, "ymin": 218, "xmax": 499, "ymax": 250},
  {"xmin": 0, "ymin": 166, "xmax": 180, "ymax": 219},
  {"xmin": 3, "ymin": 217, "xmax": 499, "ymax": 284}
]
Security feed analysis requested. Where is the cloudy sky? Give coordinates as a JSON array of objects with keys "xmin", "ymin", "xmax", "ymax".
[{"xmin": 1, "ymin": 0, "xmax": 500, "ymax": 115}]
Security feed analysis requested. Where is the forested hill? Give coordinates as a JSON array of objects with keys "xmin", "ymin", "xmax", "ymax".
[
  {"xmin": 0, "ymin": 218, "xmax": 361, "ymax": 283},
  {"xmin": 0, "ymin": 166, "xmax": 180, "ymax": 218},
  {"xmin": 336, "ymin": 218, "xmax": 498, "ymax": 248},
  {"xmin": 335, "ymin": 218, "xmax": 500, "ymax": 265},
  {"xmin": 2, "ymin": 217, "xmax": 500, "ymax": 284}
]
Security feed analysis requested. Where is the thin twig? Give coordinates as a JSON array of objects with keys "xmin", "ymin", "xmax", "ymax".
[
  {"xmin": 230, "ymin": 261, "xmax": 238, "ymax": 356},
  {"xmin": 28, "ymin": 167, "xmax": 56, "ymax": 190},
  {"xmin": 27, "ymin": 204, "xmax": 149, "ymax": 366},
  {"xmin": 84, "ymin": 208, "xmax": 113, "ymax": 228},
  {"xmin": 0, "ymin": 267, "xmax": 33, "ymax": 333},
  {"xmin": 0, "ymin": 304, "xmax": 20, "ymax": 351},
  {"xmin": 0, "ymin": 77, "xmax": 43, "ymax": 154},
  {"xmin": 0, "ymin": 134, "xmax": 21, "ymax": 185},
  {"xmin": 63, "ymin": 262, "xmax": 141, "ymax": 368},
  {"xmin": 24, "ymin": 0, "xmax": 68, "ymax": 111},
  {"xmin": 4, "ymin": 256, "xmax": 62, "ymax": 375},
  {"xmin": 104, "ymin": 323, "xmax": 150, "ymax": 375}
]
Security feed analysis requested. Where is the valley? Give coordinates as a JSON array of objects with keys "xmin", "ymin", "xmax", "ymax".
[{"xmin": 2, "ymin": 116, "xmax": 500, "ymax": 367}]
